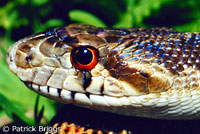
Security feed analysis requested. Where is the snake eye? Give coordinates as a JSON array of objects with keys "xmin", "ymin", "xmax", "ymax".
[{"xmin": 70, "ymin": 46, "xmax": 98, "ymax": 71}]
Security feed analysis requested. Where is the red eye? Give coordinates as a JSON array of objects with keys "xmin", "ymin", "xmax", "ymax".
[{"xmin": 70, "ymin": 46, "xmax": 99, "ymax": 71}]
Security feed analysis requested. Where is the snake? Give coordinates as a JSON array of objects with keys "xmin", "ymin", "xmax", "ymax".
[{"xmin": 6, "ymin": 23, "xmax": 200, "ymax": 121}]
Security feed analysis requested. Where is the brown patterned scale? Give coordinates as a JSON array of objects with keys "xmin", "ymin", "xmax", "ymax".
[{"xmin": 7, "ymin": 24, "xmax": 200, "ymax": 119}]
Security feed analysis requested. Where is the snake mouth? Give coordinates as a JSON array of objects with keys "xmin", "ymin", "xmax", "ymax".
[
  {"xmin": 24, "ymin": 82, "xmax": 75, "ymax": 104},
  {"xmin": 23, "ymin": 81, "xmax": 125, "ymax": 109}
]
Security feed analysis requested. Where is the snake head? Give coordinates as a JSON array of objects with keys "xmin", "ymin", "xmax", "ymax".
[
  {"xmin": 6, "ymin": 24, "xmax": 113, "ymax": 104},
  {"xmin": 7, "ymin": 24, "xmax": 200, "ymax": 119}
]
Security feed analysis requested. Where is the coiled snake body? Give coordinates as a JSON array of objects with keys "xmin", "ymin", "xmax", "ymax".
[{"xmin": 7, "ymin": 24, "xmax": 200, "ymax": 119}]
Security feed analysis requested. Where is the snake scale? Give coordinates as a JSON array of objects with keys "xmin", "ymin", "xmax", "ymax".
[{"xmin": 6, "ymin": 24, "xmax": 200, "ymax": 120}]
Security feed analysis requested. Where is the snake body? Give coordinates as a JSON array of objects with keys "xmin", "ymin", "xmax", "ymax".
[{"xmin": 7, "ymin": 24, "xmax": 200, "ymax": 119}]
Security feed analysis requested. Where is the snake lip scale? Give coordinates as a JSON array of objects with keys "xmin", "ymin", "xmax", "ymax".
[{"xmin": 7, "ymin": 23, "xmax": 200, "ymax": 119}]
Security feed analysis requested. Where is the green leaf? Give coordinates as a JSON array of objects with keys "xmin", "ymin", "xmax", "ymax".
[
  {"xmin": 0, "ymin": 93, "xmax": 34, "ymax": 125},
  {"xmin": 0, "ymin": 4, "xmax": 19, "ymax": 29},
  {"xmin": 44, "ymin": 19, "xmax": 64, "ymax": 28},
  {"xmin": 115, "ymin": 0, "xmax": 164, "ymax": 27},
  {"xmin": 31, "ymin": 0, "xmax": 49, "ymax": 6},
  {"xmin": 113, "ymin": 12, "xmax": 134, "ymax": 28},
  {"xmin": 113, "ymin": 0, "xmax": 134, "ymax": 27},
  {"xmin": 132, "ymin": 0, "xmax": 163, "ymax": 25},
  {"xmin": 34, "ymin": 95, "xmax": 45, "ymax": 126},
  {"xmin": 173, "ymin": 19, "xmax": 200, "ymax": 32},
  {"xmin": 69, "ymin": 10, "xmax": 106, "ymax": 27},
  {"xmin": 37, "ymin": 106, "xmax": 44, "ymax": 125}
]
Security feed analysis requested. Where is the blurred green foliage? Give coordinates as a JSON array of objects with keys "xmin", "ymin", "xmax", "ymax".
[{"xmin": 0, "ymin": 0, "xmax": 200, "ymax": 126}]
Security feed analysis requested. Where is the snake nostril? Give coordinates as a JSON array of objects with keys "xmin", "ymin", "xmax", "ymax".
[{"xmin": 26, "ymin": 55, "xmax": 32, "ymax": 62}]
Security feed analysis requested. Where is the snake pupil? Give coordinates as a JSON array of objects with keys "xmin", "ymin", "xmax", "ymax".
[{"xmin": 75, "ymin": 48, "xmax": 93, "ymax": 65}]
